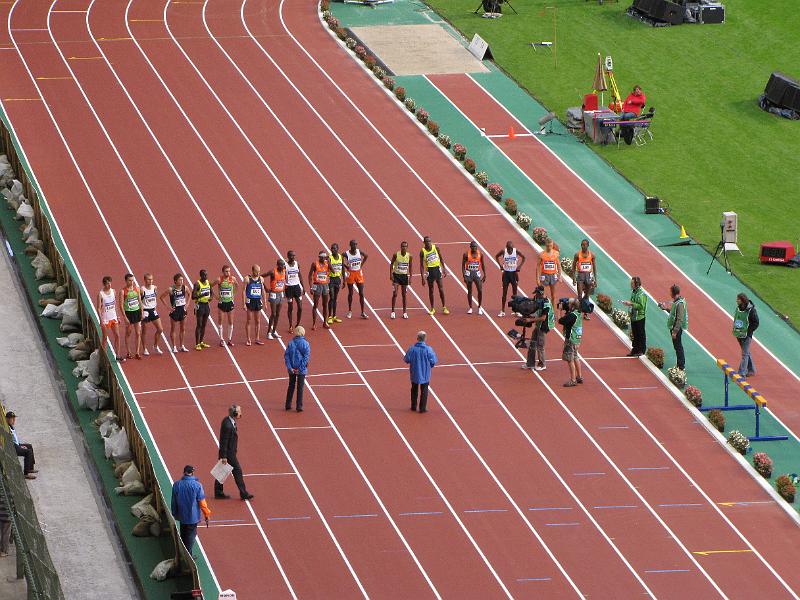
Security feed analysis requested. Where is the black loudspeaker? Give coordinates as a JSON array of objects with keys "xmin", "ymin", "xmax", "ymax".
[
  {"xmin": 633, "ymin": 0, "xmax": 683, "ymax": 24},
  {"xmin": 644, "ymin": 196, "xmax": 661, "ymax": 214},
  {"xmin": 764, "ymin": 72, "xmax": 800, "ymax": 112}
]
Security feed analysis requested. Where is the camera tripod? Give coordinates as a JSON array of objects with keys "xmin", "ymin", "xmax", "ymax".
[
  {"xmin": 474, "ymin": 0, "xmax": 518, "ymax": 15},
  {"xmin": 706, "ymin": 224, "xmax": 733, "ymax": 276}
]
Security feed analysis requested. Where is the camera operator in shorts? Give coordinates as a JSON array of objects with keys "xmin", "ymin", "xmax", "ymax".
[
  {"xmin": 521, "ymin": 286, "xmax": 554, "ymax": 372},
  {"xmin": 558, "ymin": 298, "xmax": 584, "ymax": 387}
]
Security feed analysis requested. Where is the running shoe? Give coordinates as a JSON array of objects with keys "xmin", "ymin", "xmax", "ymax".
[
  {"xmin": 576, "ymin": 377, "xmax": 584, "ymax": 384},
  {"xmin": 361, "ymin": 313, "xmax": 369, "ymax": 319},
  {"xmin": 180, "ymin": 345, "xmax": 189, "ymax": 352},
  {"xmin": 402, "ymin": 313, "xmax": 409, "ymax": 319},
  {"xmin": 467, "ymin": 308, "xmax": 473, "ymax": 314},
  {"xmin": 442, "ymin": 307, "xmax": 450, "ymax": 315},
  {"xmin": 143, "ymin": 349, "xmax": 150, "ymax": 356},
  {"xmin": 326, "ymin": 317, "xmax": 334, "ymax": 325},
  {"xmin": 535, "ymin": 364, "xmax": 547, "ymax": 371},
  {"xmin": 563, "ymin": 380, "xmax": 577, "ymax": 387},
  {"xmin": 255, "ymin": 340, "xmax": 265, "ymax": 346},
  {"xmin": 347, "ymin": 311, "xmax": 352, "ymax": 319},
  {"xmin": 219, "ymin": 340, "xmax": 226, "ymax": 347},
  {"xmin": 273, "ymin": 331, "xmax": 282, "ymax": 339},
  {"xmin": 195, "ymin": 344, "xmax": 203, "ymax": 351},
  {"xmin": 155, "ymin": 346, "xmax": 164, "ymax": 355},
  {"xmin": 478, "ymin": 307, "xmax": 484, "ymax": 315},
  {"xmin": 428, "ymin": 308, "xmax": 436, "ymax": 315},
  {"xmin": 498, "ymin": 311, "xmax": 506, "ymax": 317},
  {"xmin": 267, "ymin": 333, "xmax": 273, "ymax": 340},
  {"xmin": 333, "ymin": 317, "xmax": 342, "ymax": 323},
  {"xmin": 200, "ymin": 342, "xmax": 210, "ymax": 349},
  {"xmin": 226, "ymin": 341, "xmax": 234, "ymax": 347},
  {"xmin": 520, "ymin": 364, "xmax": 534, "ymax": 370},
  {"xmin": 172, "ymin": 346, "xmax": 178, "ymax": 353},
  {"xmin": 390, "ymin": 312, "xmax": 396, "ymax": 319}
]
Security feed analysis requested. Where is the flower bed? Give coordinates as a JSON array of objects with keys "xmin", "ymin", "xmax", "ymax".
[
  {"xmin": 683, "ymin": 384, "xmax": 701, "ymax": 406},
  {"xmin": 383, "ymin": 77, "xmax": 395, "ymax": 91},
  {"xmin": 708, "ymin": 409, "xmax": 725, "ymax": 432},
  {"xmin": 373, "ymin": 65, "xmax": 385, "ymax": 80},
  {"xmin": 516, "ymin": 212, "xmax": 532, "ymax": 230},
  {"xmin": 426, "ymin": 120, "xmax": 440, "ymax": 137},
  {"xmin": 487, "ymin": 182, "xmax": 503, "ymax": 199},
  {"xmin": 437, "ymin": 134, "xmax": 451, "ymax": 149},
  {"xmin": 560, "ymin": 256, "xmax": 574, "ymax": 278},
  {"xmin": 475, "ymin": 171, "xmax": 489, "ymax": 187},
  {"xmin": 365, "ymin": 55, "xmax": 377, "ymax": 69},
  {"xmin": 532, "ymin": 227, "xmax": 548, "ymax": 245},
  {"xmin": 346, "ymin": 37, "xmax": 357, "ymax": 50},
  {"xmin": 646, "ymin": 346, "xmax": 664, "ymax": 368},
  {"xmin": 776, "ymin": 475, "xmax": 796, "ymax": 503},
  {"xmin": 355, "ymin": 45, "xmax": 367, "ymax": 60},
  {"xmin": 394, "ymin": 86, "xmax": 406, "ymax": 101},
  {"xmin": 753, "ymin": 452, "xmax": 773, "ymax": 479},
  {"xmin": 611, "ymin": 309, "xmax": 630, "ymax": 330},
  {"xmin": 404, "ymin": 98, "xmax": 416, "ymax": 112},
  {"xmin": 463, "ymin": 158, "xmax": 477, "ymax": 174},
  {"xmin": 595, "ymin": 293, "xmax": 613, "ymax": 313},
  {"xmin": 668, "ymin": 367, "xmax": 687, "ymax": 389},
  {"xmin": 453, "ymin": 143, "xmax": 467, "ymax": 161},
  {"xmin": 504, "ymin": 198, "xmax": 517, "ymax": 216},
  {"xmin": 727, "ymin": 430, "xmax": 750, "ymax": 455},
  {"xmin": 416, "ymin": 107, "xmax": 429, "ymax": 125}
]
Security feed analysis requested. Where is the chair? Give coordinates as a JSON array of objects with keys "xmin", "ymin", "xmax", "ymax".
[{"xmin": 617, "ymin": 107, "xmax": 655, "ymax": 147}]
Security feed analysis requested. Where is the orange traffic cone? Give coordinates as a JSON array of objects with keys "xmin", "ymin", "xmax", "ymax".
[{"xmin": 508, "ymin": 125, "xmax": 516, "ymax": 139}]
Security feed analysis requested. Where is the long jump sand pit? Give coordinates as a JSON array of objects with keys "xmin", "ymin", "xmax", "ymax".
[{"xmin": 350, "ymin": 24, "xmax": 489, "ymax": 75}]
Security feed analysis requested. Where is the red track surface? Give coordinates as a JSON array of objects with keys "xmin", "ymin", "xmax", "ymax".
[{"xmin": 2, "ymin": 1, "xmax": 800, "ymax": 598}]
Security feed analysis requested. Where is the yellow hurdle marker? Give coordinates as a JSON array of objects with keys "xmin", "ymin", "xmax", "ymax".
[{"xmin": 701, "ymin": 359, "xmax": 786, "ymax": 442}]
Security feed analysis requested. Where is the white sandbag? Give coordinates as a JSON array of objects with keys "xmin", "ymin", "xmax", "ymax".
[
  {"xmin": 131, "ymin": 494, "xmax": 154, "ymax": 518},
  {"xmin": 87, "ymin": 349, "xmax": 102, "ymax": 385},
  {"xmin": 57, "ymin": 337, "xmax": 71, "ymax": 347},
  {"xmin": 60, "ymin": 298, "xmax": 80, "ymax": 327},
  {"xmin": 93, "ymin": 410, "xmax": 117, "ymax": 427},
  {"xmin": 149, "ymin": 559, "xmax": 175, "ymax": 582},
  {"xmin": 72, "ymin": 362, "xmax": 89, "ymax": 378},
  {"xmin": 31, "ymin": 250, "xmax": 54, "ymax": 280},
  {"xmin": 54, "ymin": 285, "xmax": 67, "ymax": 299},
  {"xmin": 60, "ymin": 321, "xmax": 80, "ymax": 333},
  {"xmin": 41, "ymin": 303, "xmax": 61, "ymax": 319},
  {"xmin": 120, "ymin": 463, "xmax": 141, "ymax": 485},
  {"xmin": 104, "ymin": 427, "xmax": 131, "ymax": 462},
  {"xmin": 99, "ymin": 420, "xmax": 119, "ymax": 438},
  {"xmin": 77, "ymin": 385, "xmax": 99, "ymax": 411},
  {"xmin": 38, "ymin": 282, "xmax": 57, "ymax": 294},
  {"xmin": 68, "ymin": 347, "xmax": 90, "ymax": 362},
  {"xmin": 114, "ymin": 480, "xmax": 145, "ymax": 496},
  {"xmin": 97, "ymin": 387, "xmax": 110, "ymax": 410},
  {"xmin": 68, "ymin": 333, "xmax": 85, "ymax": 346},
  {"xmin": 23, "ymin": 222, "xmax": 38, "ymax": 244},
  {"xmin": 10, "ymin": 180, "xmax": 23, "ymax": 201},
  {"xmin": 15, "ymin": 201, "xmax": 33, "ymax": 221}
]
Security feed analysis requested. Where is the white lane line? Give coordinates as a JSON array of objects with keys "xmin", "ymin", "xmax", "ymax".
[{"xmin": 424, "ymin": 75, "xmax": 793, "ymax": 596}]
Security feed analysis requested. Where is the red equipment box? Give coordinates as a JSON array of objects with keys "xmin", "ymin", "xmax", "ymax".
[{"xmin": 760, "ymin": 241, "xmax": 796, "ymax": 264}]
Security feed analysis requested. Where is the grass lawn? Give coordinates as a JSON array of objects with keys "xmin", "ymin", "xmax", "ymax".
[{"xmin": 425, "ymin": 0, "xmax": 800, "ymax": 326}]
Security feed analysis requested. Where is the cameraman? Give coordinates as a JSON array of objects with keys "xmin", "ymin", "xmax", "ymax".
[
  {"xmin": 522, "ymin": 286, "xmax": 553, "ymax": 371},
  {"xmin": 558, "ymin": 298, "xmax": 584, "ymax": 387}
]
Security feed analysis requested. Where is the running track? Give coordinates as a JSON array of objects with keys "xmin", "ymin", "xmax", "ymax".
[{"xmin": 2, "ymin": 0, "xmax": 800, "ymax": 598}]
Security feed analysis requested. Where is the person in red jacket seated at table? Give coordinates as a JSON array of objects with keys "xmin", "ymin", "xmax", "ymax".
[{"xmin": 621, "ymin": 85, "xmax": 647, "ymax": 120}]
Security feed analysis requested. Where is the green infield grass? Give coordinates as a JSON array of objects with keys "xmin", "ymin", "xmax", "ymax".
[{"xmin": 425, "ymin": 0, "xmax": 800, "ymax": 326}]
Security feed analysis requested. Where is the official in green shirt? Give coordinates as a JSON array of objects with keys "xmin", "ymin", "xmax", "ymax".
[
  {"xmin": 658, "ymin": 284, "xmax": 688, "ymax": 371},
  {"xmin": 622, "ymin": 276, "xmax": 648, "ymax": 356}
]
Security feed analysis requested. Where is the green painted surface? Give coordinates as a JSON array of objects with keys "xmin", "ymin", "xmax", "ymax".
[
  {"xmin": 330, "ymin": 0, "xmax": 800, "ymax": 510},
  {"xmin": 330, "ymin": 0, "xmax": 444, "ymax": 27},
  {"xmin": 423, "ymin": 0, "xmax": 800, "ymax": 329},
  {"xmin": 0, "ymin": 108, "xmax": 218, "ymax": 597}
]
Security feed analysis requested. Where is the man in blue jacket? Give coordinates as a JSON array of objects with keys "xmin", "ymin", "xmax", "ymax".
[
  {"xmin": 171, "ymin": 465, "xmax": 210, "ymax": 557},
  {"xmin": 285, "ymin": 326, "xmax": 310, "ymax": 412},
  {"xmin": 404, "ymin": 331, "xmax": 438, "ymax": 413}
]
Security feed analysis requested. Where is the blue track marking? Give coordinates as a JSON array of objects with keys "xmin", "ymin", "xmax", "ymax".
[
  {"xmin": 598, "ymin": 425, "xmax": 630, "ymax": 430},
  {"xmin": 644, "ymin": 569, "xmax": 691, "ymax": 574},
  {"xmin": 528, "ymin": 506, "xmax": 573, "ymax": 512},
  {"xmin": 333, "ymin": 514, "xmax": 380, "ymax": 519},
  {"xmin": 463, "ymin": 508, "xmax": 508, "ymax": 514},
  {"xmin": 517, "ymin": 578, "xmax": 552, "ymax": 582},
  {"xmin": 544, "ymin": 522, "xmax": 580, "ymax": 527},
  {"xmin": 627, "ymin": 466, "xmax": 670, "ymax": 471},
  {"xmin": 574, "ymin": 472, "xmax": 606, "ymax": 476},
  {"xmin": 659, "ymin": 503, "xmax": 704, "ymax": 508},
  {"xmin": 399, "ymin": 511, "xmax": 444, "ymax": 516},
  {"xmin": 266, "ymin": 516, "xmax": 312, "ymax": 521},
  {"xmin": 593, "ymin": 505, "xmax": 637, "ymax": 510}
]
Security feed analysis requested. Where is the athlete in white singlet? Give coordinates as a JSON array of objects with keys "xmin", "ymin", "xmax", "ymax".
[
  {"xmin": 284, "ymin": 250, "xmax": 303, "ymax": 333},
  {"xmin": 140, "ymin": 273, "xmax": 164, "ymax": 356},
  {"xmin": 495, "ymin": 241, "xmax": 526, "ymax": 317},
  {"xmin": 97, "ymin": 275, "xmax": 121, "ymax": 360}
]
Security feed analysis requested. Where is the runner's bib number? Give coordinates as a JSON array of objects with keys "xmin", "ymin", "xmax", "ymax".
[
  {"xmin": 394, "ymin": 262, "xmax": 409, "ymax": 275},
  {"xmin": 316, "ymin": 271, "xmax": 329, "ymax": 283},
  {"xmin": 426, "ymin": 253, "xmax": 439, "ymax": 267},
  {"xmin": 348, "ymin": 259, "xmax": 362, "ymax": 271},
  {"xmin": 199, "ymin": 287, "xmax": 210, "ymax": 298},
  {"xmin": 126, "ymin": 297, "xmax": 139, "ymax": 311},
  {"xmin": 579, "ymin": 262, "xmax": 592, "ymax": 272},
  {"xmin": 269, "ymin": 292, "xmax": 278, "ymax": 301},
  {"xmin": 543, "ymin": 260, "xmax": 556, "ymax": 271},
  {"xmin": 175, "ymin": 296, "xmax": 186, "ymax": 307},
  {"xmin": 330, "ymin": 263, "xmax": 342, "ymax": 276},
  {"xmin": 503, "ymin": 257, "xmax": 517, "ymax": 271},
  {"xmin": 249, "ymin": 287, "xmax": 262, "ymax": 298},
  {"xmin": 220, "ymin": 289, "xmax": 234, "ymax": 300}
]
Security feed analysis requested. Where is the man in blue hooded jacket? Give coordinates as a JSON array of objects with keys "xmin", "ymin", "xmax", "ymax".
[
  {"xmin": 284, "ymin": 326, "xmax": 310, "ymax": 412},
  {"xmin": 404, "ymin": 331, "xmax": 438, "ymax": 413}
]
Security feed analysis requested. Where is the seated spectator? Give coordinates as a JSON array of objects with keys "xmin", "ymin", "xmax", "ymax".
[
  {"xmin": 5, "ymin": 411, "xmax": 37, "ymax": 480},
  {"xmin": 621, "ymin": 85, "xmax": 647, "ymax": 120}
]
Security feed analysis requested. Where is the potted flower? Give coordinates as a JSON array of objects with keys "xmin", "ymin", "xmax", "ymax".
[
  {"xmin": 373, "ymin": 65, "xmax": 385, "ymax": 80},
  {"xmin": 416, "ymin": 107, "xmax": 429, "ymax": 125},
  {"xmin": 684, "ymin": 385, "xmax": 701, "ymax": 407},
  {"xmin": 516, "ymin": 212, "xmax": 532, "ymax": 231},
  {"xmin": 404, "ymin": 97, "xmax": 416, "ymax": 112},
  {"xmin": 727, "ymin": 430, "xmax": 750, "ymax": 455},
  {"xmin": 463, "ymin": 158, "xmax": 477, "ymax": 174},
  {"xmin": 668, "ymin": 367, "xmax": 687, "ymax": 389},
  {"xmin": 426, "ymin": 120, "xmax": 439, "ymax": 136},
  {"xmin": 346, "ymin": 38, "xmax": 357, "ymax": 50},
  {"xmin": 453, "ymin": 144, "xmax": 467, "ymax": 161},
  {"xmin": 612, "ymin": 309, "xmax": 631, "ymax": 331},
  {"xmin": 504, "ymin": 198, "xmax": 517, "ymax": 216},
  {"xmin": 355, "ymin": 45, "xmax": 367, "ymax": 60},
  {"xmin": 475, "ymin": 172, "xmax": 489, "ymax": 187},
  {"xmin": 645, "ymin": 347, "xmax": 664, "ymax": 368},
  {"xmin": 365, "ymin": 55, "xmax": 377, "ymax": 69},
  {"xmin": 437, "ymin": 134, "xmax": 451, "ymax": 149},
  {"xmin": 776, "ymin": 475, "xmax": 796, "ymax": 503},
  {"xmin": 531, "ymin": 227, "xmax": 548, "ymax": 245},
  {"xmin": 708, "ymin": 409, "xmax": 725, "ymax": 432},
  {"xmin": 394, "ymin": 86, "xmax": 406, "ymax": 101},
  {"xmin": 753, "ymin": 452, "xmax": 773, "ymax": 479},
  {"xmin": 560, "ymin": 256, "xmax": 574, "ymax": 278},
  {"xmin": 383, "ymin": 77, "xmax": 395, "ymax": 91},
  {"xmin": 336, "ymin": 28, "xmax": 347, "ymax": 41},
  {"xmin": 487, "ymin": 182, "xmax": 503, "ymax": 198},
  {"xmin": 595, "ymin": 293, "xmax": 613, "ymax": 313},
  {"xmin": 320, "ymin": 0, "xmax": 330, "ymax": 10}
]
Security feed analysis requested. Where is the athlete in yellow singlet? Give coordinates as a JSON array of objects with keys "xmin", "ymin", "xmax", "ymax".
[
  {"xmin": 389, "ymin": 241, "xmax": 413, "ymax": 319},
  {"xmin": 420, "ymin": 235, "xmax": 449, "ymax": 315}
]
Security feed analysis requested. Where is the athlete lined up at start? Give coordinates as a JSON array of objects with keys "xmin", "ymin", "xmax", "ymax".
[{"xmin": 95, "ymin": 238, "xmax": 595, "ymax": 358}]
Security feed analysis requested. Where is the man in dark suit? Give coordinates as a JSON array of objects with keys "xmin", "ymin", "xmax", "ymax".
[
  {"xmin": 214, "ymin": 405, "xmax": 253, "ymax": 500},
  {"xmin": 5, "ymin": 411, "xmax": 37, "ymax": 480}
]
